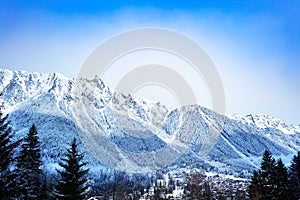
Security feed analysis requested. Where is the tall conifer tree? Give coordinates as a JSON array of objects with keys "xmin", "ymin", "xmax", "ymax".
[
  {"xmin": 249, "ymin": 150, "xmax": 276, "ymax": 199},
  {"xmin": 54, "ymin": 138, "xmax": 89, "ymax": 200},
  {"xmin": 273, "ymin": 159, "xmax": 289, "ymax": 199},
  {"xmin": 0, "ymin": 113, "xmax": 19, "ymax": 199},
  {"xmin": 260, "ymin": 150, "xmax": 276, "ymax": 199},
  {"xmin": 15, "ymin": 124, "xmax": 42, "ymax": 199}
]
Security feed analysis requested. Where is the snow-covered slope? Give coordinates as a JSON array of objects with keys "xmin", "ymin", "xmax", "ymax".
[
  {"xmin": 0, "ymin": 69, "xmax": 299, "ymax": 176},
  {"xmin": 230, "ymin": 113, "xmax": 300, "ymax": 135}
]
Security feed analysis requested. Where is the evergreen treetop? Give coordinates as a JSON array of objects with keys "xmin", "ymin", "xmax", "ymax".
[
  {"xmin": 15, "ymin": 124, "xmax": 42, "ymax": 199},
  {"xmin": 55, "ymin": 138, "xmax": 89, "ymax": 200},
  {"xmin": 273, "ymin": 159, "xmax": 289, "ymax": 199}
]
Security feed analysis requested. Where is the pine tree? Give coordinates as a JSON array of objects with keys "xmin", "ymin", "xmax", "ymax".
[
  {"xmin": 260, "ymin": 150, "xmax": 276, "ymax": 199},
  {"xmin": 15, "ymin": 124, "xmax": 42, "ymax": 199},
  {"xmin": 249, "ymin": 150, "xmax": 276, "ymax": 200},
  {"xmin": 289, "ymin": 151, "xmax": 300, "ymax": 199},
  {"xmin": 273, "ymin": 159, "xmax": 289, "ymax": 199},
  {"xmin": 54, "ymin": 138, "xmax": 89, "ymax": 200},
  {"xmin": 0, "ymin": 113, "xmax": 19, "ymax": 199}
]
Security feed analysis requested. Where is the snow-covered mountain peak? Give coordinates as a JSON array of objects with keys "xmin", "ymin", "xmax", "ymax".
[
  {"xmin": 1, "ymin": 68, "xmax": 300, "ymax": 175},
  {"xmin": 229, "ymin": 113, "xmax": 300, "ymax": 135}
]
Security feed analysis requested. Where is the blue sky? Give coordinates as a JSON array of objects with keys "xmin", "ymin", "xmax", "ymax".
[{"xmin": 0, "ymin": 1, "xmax": 299, "ymax": 124}]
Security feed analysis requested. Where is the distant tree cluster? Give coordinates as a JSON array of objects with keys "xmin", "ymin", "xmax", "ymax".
[
  {"xmin": 249, "ymin": 150, "xmax": 300, "ymax": 200},
  {"xmin": 183, "ymin": 171, "xmax": 211, "ymax": 199},
  {"xmin": 89, "ymin": 170, "xmax": 152, "ymax": 200},
  {"xmin": 0, "ymin": 113, "xmax": 89, "ymax": 200}
]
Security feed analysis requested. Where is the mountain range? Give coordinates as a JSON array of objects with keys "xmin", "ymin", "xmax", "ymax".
[{"xmin": 0, "ymin": 69, "xmax": 299, "ymax": 177}]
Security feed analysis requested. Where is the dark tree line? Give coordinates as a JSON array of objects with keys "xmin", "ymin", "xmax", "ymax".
[
  {"xmin": 0, "ymin": 113, "xmax": 89, "ymax": 200},
  {"xmin": 89, "ymin": 169, "xmax": 152, "ymax": 200},
  {"xmin": 249, "ymin": 150, "xmax": 300, "ymax": 200}
]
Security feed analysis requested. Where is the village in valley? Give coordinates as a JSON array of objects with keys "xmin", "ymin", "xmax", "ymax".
[
  {"xmin": 88, "ymin": 168, "xmax": 250, "ymax": 200},
  {"xmin": 145, "ymin": 170, "xmax": 249, "ymax": 200}
]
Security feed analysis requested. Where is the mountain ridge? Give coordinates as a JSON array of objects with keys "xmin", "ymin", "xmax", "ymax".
[{"xmin": 0, "ymin": 68, "xmax": 299, "ymax": 176}]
